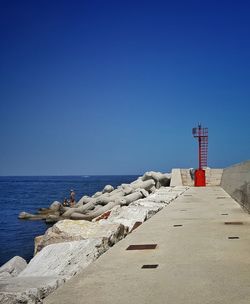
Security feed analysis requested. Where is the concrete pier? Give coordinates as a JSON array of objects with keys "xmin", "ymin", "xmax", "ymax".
[{"xmin": 45, "ymin": 186, "xmax": 250, "ymax": 304}]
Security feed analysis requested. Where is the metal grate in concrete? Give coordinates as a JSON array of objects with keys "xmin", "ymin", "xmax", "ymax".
[
  {"xmin": 224, "ymin": 222, "xmax": 243, "ymax": 225},
  {"xmin": 141, "ymin": 264, "xmax": 158, "ymax": 269},
  {"xmin": 126, "ymin": 244, "xmax": 157, "ymax": 250}
]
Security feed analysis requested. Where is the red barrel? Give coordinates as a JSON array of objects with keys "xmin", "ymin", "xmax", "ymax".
[{"xmin": 194, "ymin": 169, "xmax": 206, "ymax": 187}]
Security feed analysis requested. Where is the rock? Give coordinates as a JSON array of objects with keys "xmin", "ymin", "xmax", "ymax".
[
  {"xmin": 142, "ymin": 171, "xmax": 171, "ymax": 187},
  {"xmin": 62, "ymin": 187, "xmax": 131, "ymax": 219},
  {"xmin": 34, "ymin": 236, "xmax": 44, "ymax": 255},
  {"xmin": 49, "ymin": 201, "xmax": 61, "ymax": 211},
  {"xmin": 18, "ymin": 212, "xmax": 36, "ymax": 219},
  {"xmin": 34, "ymin": 219, "xmax": 127, "ymax": 254},
  {"xmin": 92, "ymin": 204, "xmax": 103, "ymax": 211},
  {"xmin": 115, "ymin": 185, "xmax": 133, "ymax": 195},
  {"xmin": 136, "ymin": 188, "xmax": 149, "ymax": 197},
  {"xmin": 92, "ymin": 191, "xmax": 103, "ymax": 198},
  {"xmin": 0, "ymin": 276, "xmax": 64, "ymax": 304},
  {"xmin": 70, "ymin": 201, "xmax": 122, "ymax": 221},
  {"xmin": 103, "ymin": 186, "xmax": 189, "ymax": 231},
  {"xmin": 121, "ymin": 185, "xmax": 133, "ymax": 195},
  {"xmin": 20, "ymin": 239, "xmax": 108, "ymax": 279},
  {"xmin": 18, "ymin": 211, "xmax": 59, "ymax": 221},
  {"xmin": 95, "ymin": 191, "xmax": 125, "ymax": 205},
  {"xmin": 155, "ymin": 181, "xmax": 161, "ymax": 189},
  {"xmin": 62, "ymin": 198, "xmax": 97, "ymax": 218},
  {"xmin": 131, "ymin": 179, "xmax": 155, "ymax": 191},
  {"xmin": 148, "ymin": 185, "xmax": 156, "ymax": 193},
  {"xmin": 122, "ymin": 189, "xmax": 147, "ymax": 205},
  {"xmin": 0, "ymin": 256, "xmax": 27, "ymax": 277},
  {"xmin": 131, "ymin": 200, "xmax": 165, "ymax": 219},
  {"xmin": 37, "ymin": 208, "xmax": 54, "ymax": 215},
  {"xmin": 45, "ymin": 215, "xmax": 62, "ymax": 223},
  {"xmin": 75, "ymin": 195, "xmax": 92, "ymax": 207},
  {"xmin": 104, "ymin": 205, "xmax": 148, "ymax": 232},
  {"xmin": 0, "ymin": 272, "xmax": 11, "ymax": 279},
  {"xmin": 140, "ymin": 190, "xmax": 177, "ymax": 204},
  {"xmin": 130, "ymin": 177, "xmax": 142, "ymax": 185},
  {"xmin": 102, "ymin": 185, "xmax": 114, "ymax": 193}
]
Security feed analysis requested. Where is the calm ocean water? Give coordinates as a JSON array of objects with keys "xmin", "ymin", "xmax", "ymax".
[{"xmin": 0, "ymin": 175, "xmax": 138, "ymax": 266}]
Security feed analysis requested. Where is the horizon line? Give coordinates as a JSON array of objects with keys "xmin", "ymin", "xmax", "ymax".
[{"xmin": 0, "ymin": 174, "xmax": 142, "ymax": 177}]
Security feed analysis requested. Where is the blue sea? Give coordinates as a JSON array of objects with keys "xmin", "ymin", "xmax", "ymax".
[{"xmin": 0, "ymin": 175, "xmax": 138, "ymax": 266}]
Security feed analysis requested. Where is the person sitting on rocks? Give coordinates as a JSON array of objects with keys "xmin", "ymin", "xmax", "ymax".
[
  {"xmin": 63, "ymin": 198, "xmax": 70, "ymax": 207},
  {"xmin": 70, "ymin": 189, "xmax": 76, "ymax": 207}
]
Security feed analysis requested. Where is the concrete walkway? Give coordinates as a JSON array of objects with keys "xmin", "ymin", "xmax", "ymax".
[{"xmin": 45, "ymin": 187, "xmax": 250, "ymax": 304}]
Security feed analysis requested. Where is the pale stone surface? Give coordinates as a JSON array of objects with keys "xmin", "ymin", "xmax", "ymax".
[
  {"xmin": 20, "ymin": 239, "xmax": 108, "ymax": 279},
  {"xmin": 130, "ymin": 177, "xmax": 142, "ymax": 185},
  {"xmin": 130, "ymin": 200, "xmax": 165, "ymax": 219},
  {"xmin": 18, "ymin": 211, "xmax": 60, "ymax": 220},
  {"xmin": 180, "ymin": 169, "xmax": 194, "ymax": 186},
  {"xmin": 129, "ymin": 186, "xmax": 188, "ymax": 218},
  {"xmin": 49, "ymin": 201, "xmax": 61, "ymax": 211},
  {"xmin": 0, "ymin": 272, "xmax": 11, "ymax": 279},
  {"xmin": 35, "ymin": 219, "xmax": 127, "ymax": 253},
  {"xmin": 141, "ymin": 171, "xmax": 171, "ymax": 187},
  {"xmin": 102, "ymin": 185, "xmax": 114, "ymax": 193},
  {"xmin": 95, "ymin": 192, "xmax": 124, "ymax": 205},
  {"xmin": 205, "ymin": 168, "xmax": 223, "ymax": 186},
  {"xmin": 221, "ymin": 161, "xmax": 250, "ymax": 211},
  {"xmin": 92, "ymin": 191, "xmax": 103, "ymax": 198},
  {"xmin": 70, "ymin": 200, "xmax": 126, "ymax": 221},
  {"xmin": 104, "ymin": 205, "xmax": 148, "ymax": 232},
  {"xmin": 142, "ymin": 192, "xmax": 177, "ymax": 203},
  {"xmin": 75, "ymin": 195, "xmax": 91, "ymax": 207},
  {"xmin": 170, "ymin": 168, "xmax": 183, "ymax": 186},
  {"xmin": 0, "ymin": 276, "xmax": 64, "ymax": 304},
  {"xmin": 18, "ymin": 211, "xmax": 39, "ymax": 219},
  {"xmin": 62, "ymin": 199, "xmax": 97, "ymax": 218},
  {"xmin": 122, "ymin": 190, "xmax": 147, "ymax": 204},
  {"xmin": 169, "ymin": 186, "xmax": 188, "ymax": 192},
  {"xmin": 93, "ymin": 204, "xmax": 102, "ymax": 211},
  {"xmin": 131, "ymin": 179, "xmax": 155, "ymax": 191},
  {"xmin": 119, "ymin": 184, "xmax": 134, "ymax": 195},
  {"xmin": 34, "ymin": 236, "xmax": 44, "ymax": 256},
  {"xmin": 0, "ymin": 256, "xmax": 27, "ymax": 277},
  {"xmin": 135, "ymin": 187, "xmax": 186, "ymax": 205},
  {"xmin": 100, "ymin": 186, "xmax": 188, "ymax": 231}
]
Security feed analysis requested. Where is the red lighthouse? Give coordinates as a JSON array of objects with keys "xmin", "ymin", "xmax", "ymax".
[{"xmin": 192, "ymin": 124, "xmax": 208, "ymax": 186}]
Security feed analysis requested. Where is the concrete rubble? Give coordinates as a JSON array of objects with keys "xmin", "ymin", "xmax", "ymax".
[
  {"xmin": 1, "ymin": 171, "xmax": 191, "ymax": 303},
  {"xmin": 34, "ymin": 219, "xmax": 127, "ymax": 254},
  {"xmin": 0, "ymin": 276, "xmax": 64, "ymax": 304},
  {"xmin": 102, "ymin": 187, "xmax": 188, "ymax": 231},
  {"xmin": 0, "ymin": 256, "xmax": 27, "ymax": 279},
  {"xmin": 20, "ymin": 239, "xmax": 109, "ymax": 279}
]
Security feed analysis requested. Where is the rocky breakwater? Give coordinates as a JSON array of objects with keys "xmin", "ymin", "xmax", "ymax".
[
  {"xmin": 18, "ymin": 171, "xmax": 171, "ymax": 223},
  {"xmin": 0, "ymin": 171, "xmax": 189, "ymax": 303}
]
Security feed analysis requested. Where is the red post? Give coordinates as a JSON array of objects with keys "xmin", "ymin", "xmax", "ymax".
[{"xmin": 194, "ymin": 169, "xmax": 206, "ymax": 186}]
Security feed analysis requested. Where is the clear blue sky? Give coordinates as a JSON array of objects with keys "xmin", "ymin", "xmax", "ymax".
[{"xmin": 0, "ymin": 0, "xmax": 249, "ymax": 175}]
